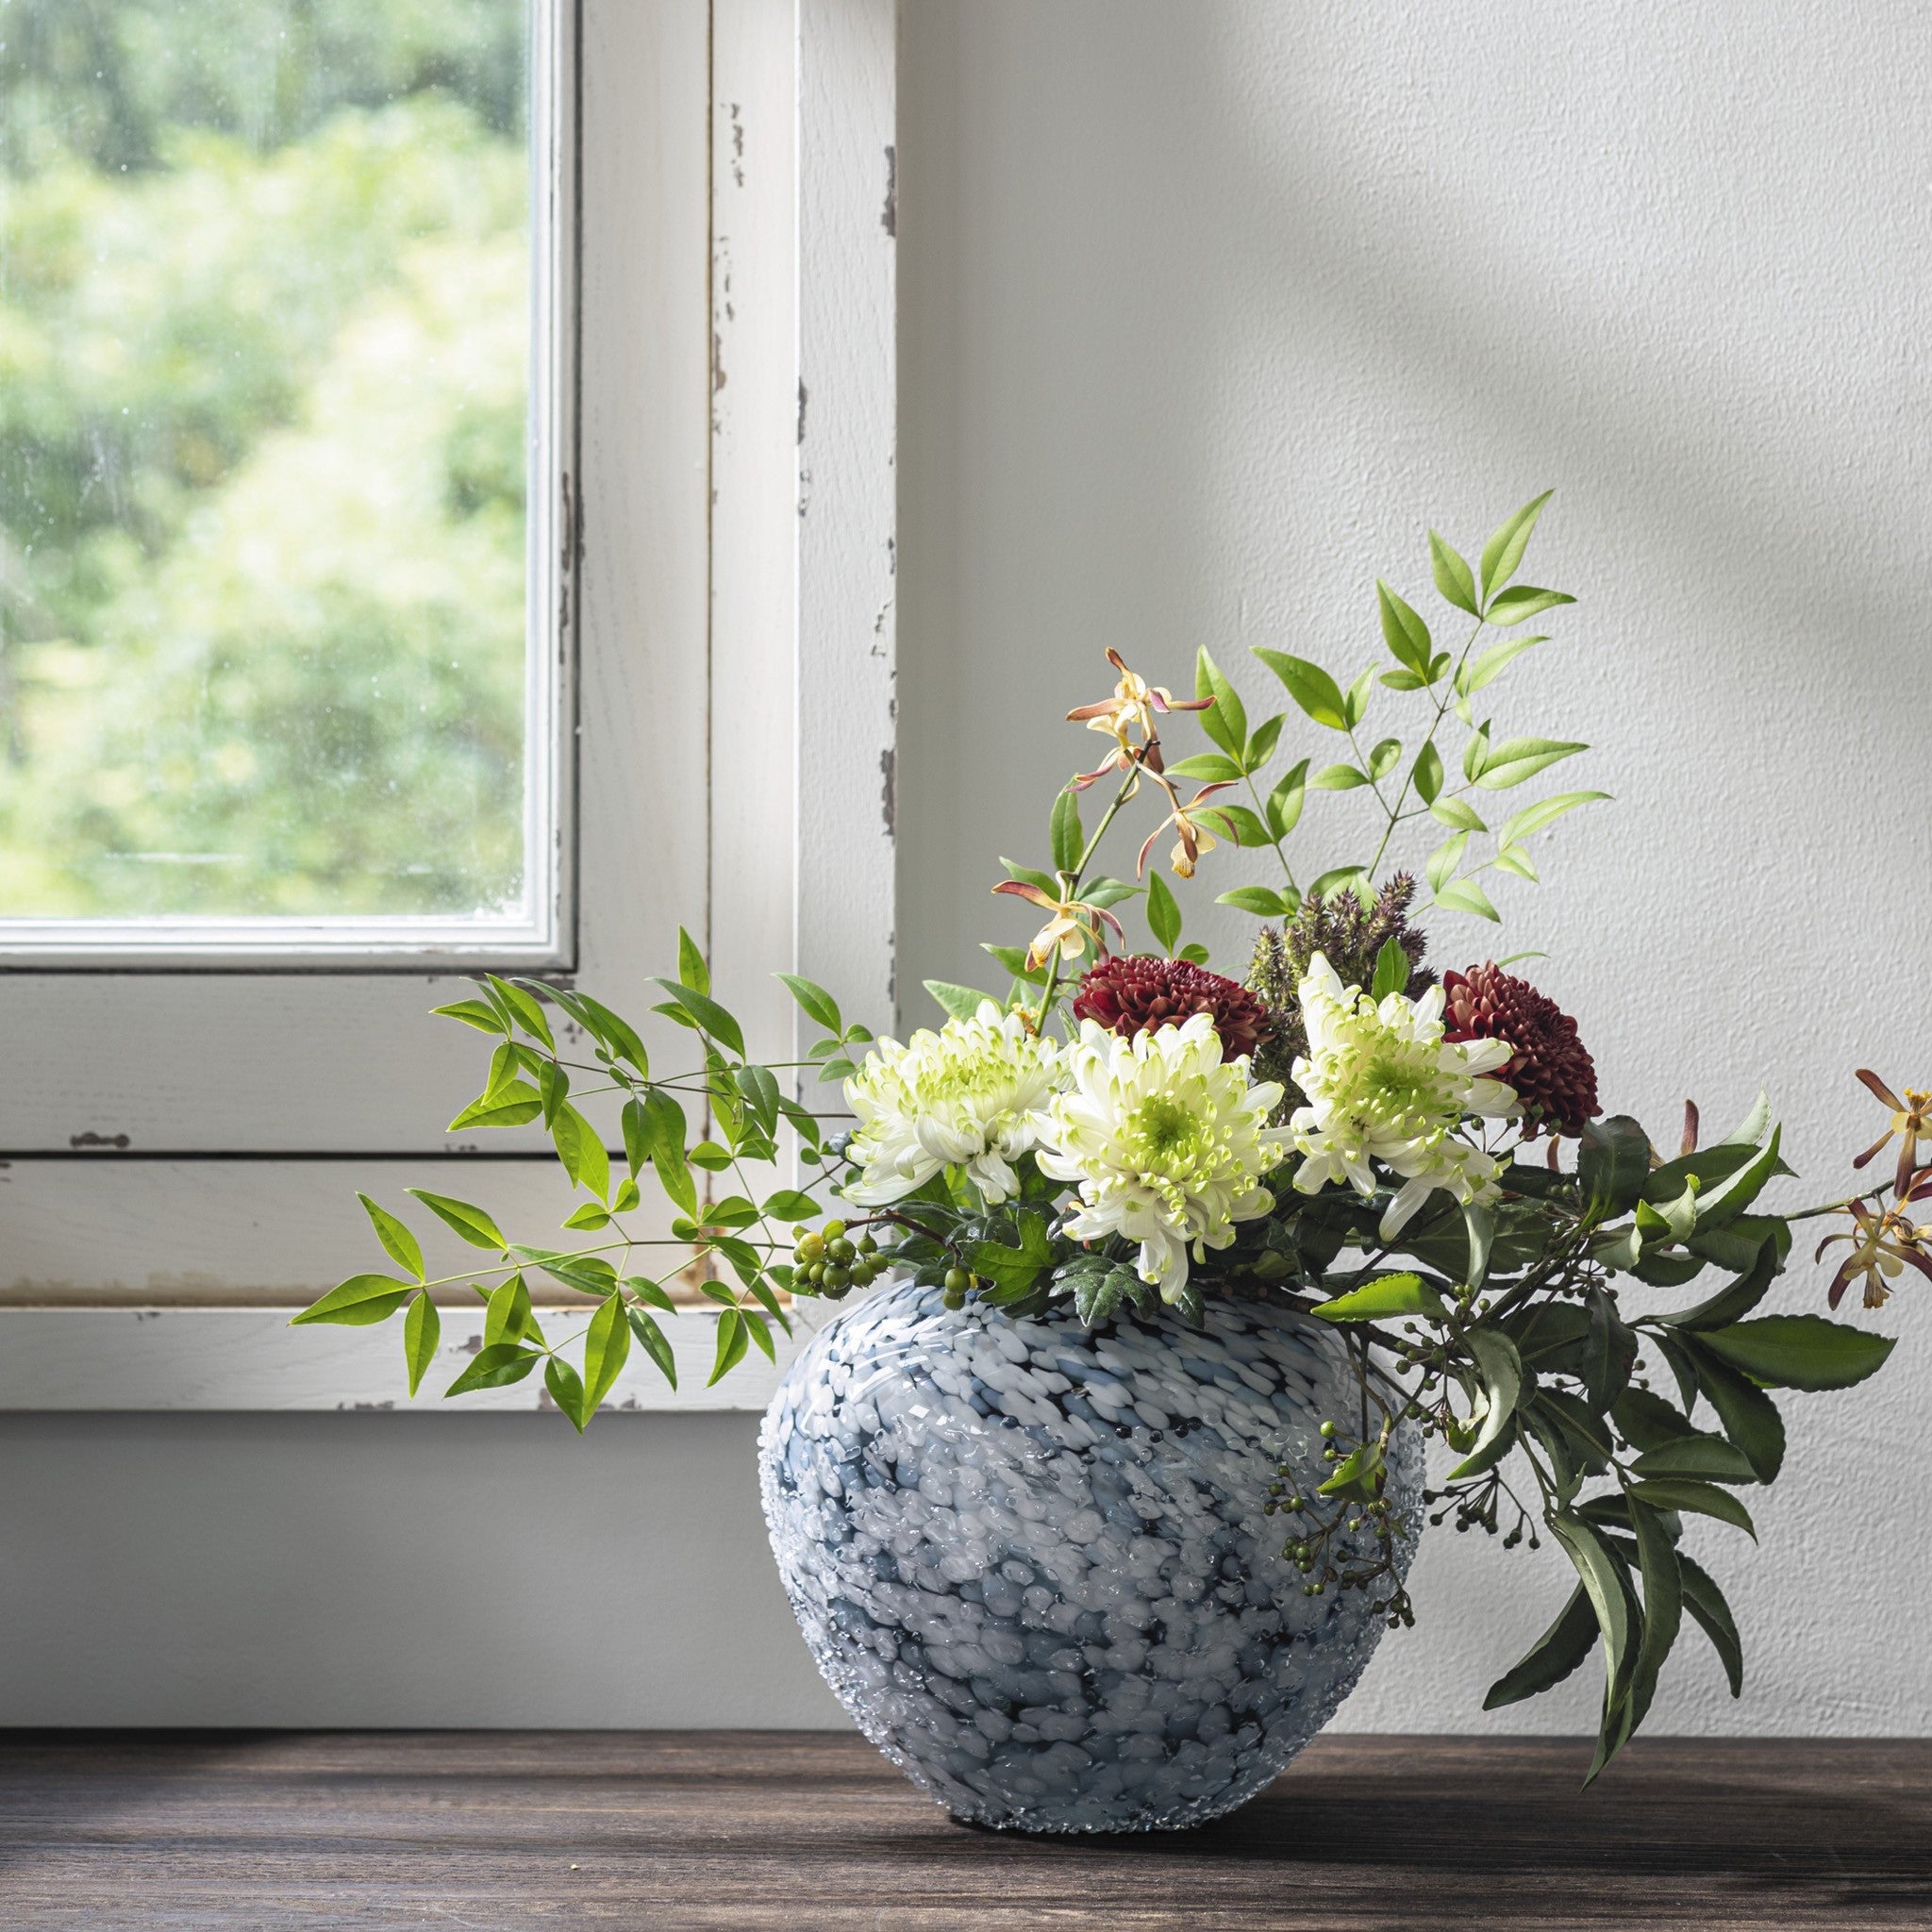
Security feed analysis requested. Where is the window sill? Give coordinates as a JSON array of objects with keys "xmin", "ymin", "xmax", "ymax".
[{"xmin": 0, "ymin": 1305, "xmax": 820, "ymax": 1414}]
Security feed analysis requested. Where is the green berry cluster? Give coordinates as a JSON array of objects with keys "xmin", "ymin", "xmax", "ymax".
[{"xmin": 791, "ymin": 1221, "xmax": 882, "ymax": 1299}]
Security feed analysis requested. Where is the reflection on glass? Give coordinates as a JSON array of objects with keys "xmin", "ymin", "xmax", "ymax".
[{"xmin": 0, "ymin": 0, "xmax": 533, "ymax": 919}]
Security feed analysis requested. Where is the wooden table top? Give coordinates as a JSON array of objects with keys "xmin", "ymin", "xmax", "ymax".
[{"xmin": 0, "ymin": 1730, "xmax": 1924, "ymax": 1929}]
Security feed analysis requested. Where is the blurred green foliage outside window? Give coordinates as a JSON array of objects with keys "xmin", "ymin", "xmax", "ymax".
[{"xmin": 0, "ymin": 0, "xmax": 534, "ymax": 918}]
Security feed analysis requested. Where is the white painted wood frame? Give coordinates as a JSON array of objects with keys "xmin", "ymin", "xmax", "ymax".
[{"xmin": 0, "ymin": 0, "xmax": 899, "ymax": 1412}]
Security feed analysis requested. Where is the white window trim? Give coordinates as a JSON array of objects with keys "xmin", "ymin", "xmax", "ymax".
[{"xmin": 0, "ymin": 0, "xmax": 898, "ymax": 1413}]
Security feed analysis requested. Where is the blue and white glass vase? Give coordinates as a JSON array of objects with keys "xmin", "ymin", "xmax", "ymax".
[{"xmin": 758, "ymin": 1279, "xmax": 1422, "ymax": 1834}]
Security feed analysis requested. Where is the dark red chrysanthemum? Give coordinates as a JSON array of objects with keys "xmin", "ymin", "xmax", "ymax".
[
  {"xmin": 1442, "ymin": 963, "xmax": 1600, "ymax": 1139},
  {"xmin": 1072, "ymin": 955, "xmax": 1273, "ymax": 1061}
]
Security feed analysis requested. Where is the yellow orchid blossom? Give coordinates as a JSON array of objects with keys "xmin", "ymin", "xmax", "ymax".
[
  {"xmin": 1818, "ymin": 1193, "xmax": 1932, "ymax": 1309},
  {"xmin": 1853, "ymin": 1069, "xmax": 1932, "ymax": 1196},
  {"xmin": 1065, "ymin": 647, "xmax": 1212, "ymax": 755},
  {"xmin": 1136, "ymin": 780, "xmax": 1236, "ymax": 880},
  {"xmin": 991, "ymin": 877, "xmax": 1125, "ymax": 970}
]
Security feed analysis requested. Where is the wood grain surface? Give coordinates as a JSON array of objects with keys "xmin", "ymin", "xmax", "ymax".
[{"xmin": 0, "ymin": 1730, "xmax": 1924, "ymax": 1930}]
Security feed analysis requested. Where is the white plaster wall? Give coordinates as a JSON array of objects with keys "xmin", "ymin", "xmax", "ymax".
[{"xmin": 896, "ymin": 0, "xmax": 1932, "ymax": 1735}]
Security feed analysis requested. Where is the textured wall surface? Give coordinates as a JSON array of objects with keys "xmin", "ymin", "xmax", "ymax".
[
  {"xmin": 896, "ymin": 0, "xmax": 1932, "ymax": 1737},
  {"xmin": 1, "ymin": 0, "xmax": 1925, "ymax": 1735}
]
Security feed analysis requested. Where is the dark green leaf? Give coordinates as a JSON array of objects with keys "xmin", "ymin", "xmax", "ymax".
[
  {"xmin": 1449, "ymin": 1328, "xmax": 1523, "ymax": 1479},
  {"xmin": 1657, "ymin": 1237, "xmax": 1781, "ymax": 1332},
  {"xmin": 1582, "ymin": 1285, "xmax": 1637, "ymax": 1409},
  {"xmin": 1630, "ymin": 1436, "xmax": 1758, "ymax": 1484},
  {"xmin": 1547, "ymin": 1512, "xmax": 1634, "ymax": 1780},
  {"xmin": 1699, "ymin": 1314, "xmax": 1895, "ymax": 1391},
  {"xmin": 1625, "ymin": 1496, "xmax": 1683, "ymax": 1738},
  {"xmin": 1679, "ymin": 1340, "xmax": 1786, "ymax": 1482},
  {"xmin": 1484, "ymin": 1585, "xmax": 1598, "ymax": 1709},
  {"xmin": 1626, "ymin": 1479, "xmax": 1756, "ymax": 1538},
  {"xmin": 1534, "ymin": 1390, "xmax": 1615, "ymax": 1473},
  {"xmin": 1611, "ymin": 1386, "xmax": 1702, "ymax": 1453},
  {"xmin": 1678, "ymin": 1550, "xmax": 1744, "ymax": 1696},
  {"xmin": 290, "ymin": 1273, "xmax": 416, "ymax": 1328},
  {"xmin": 1692, "ymin": 1126, "xmax": 1787, "ymax": 1230},
  {"xmin": 1579, "ymin": 1115, "xmax": 1652, "ymax": 1219},
  {"xmin": 1685, "ymin": 1214, "xmax": 1791, "ymax": 1277}
]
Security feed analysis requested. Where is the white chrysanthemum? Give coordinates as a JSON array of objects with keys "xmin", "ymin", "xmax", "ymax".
[
  {"xmin": 1290, "ymin": 952, "xmax": 1519, "ymax": 1241},
  {"xmin": 841, "ymin": 1001, "xmax": 1061, "ymax": 1207},
  {"xmin": 1033, "ymin": 1013, "xmax": 1291, "ymax": 1300}
]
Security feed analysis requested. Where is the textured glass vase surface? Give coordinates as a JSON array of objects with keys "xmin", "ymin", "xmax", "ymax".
[{"xmin": 759, "ymin": 1279, "xmax": 1422, "ymax": 1833}]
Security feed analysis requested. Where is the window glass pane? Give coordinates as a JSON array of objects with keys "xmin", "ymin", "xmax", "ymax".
[{"xmin": 0, "ymin": 0, "xmax": 539, "ymax": 922}]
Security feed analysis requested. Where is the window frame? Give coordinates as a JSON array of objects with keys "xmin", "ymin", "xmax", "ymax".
[{"xmin": 0, "ymin": 0, "xmax": 899, "ymax": 1414}]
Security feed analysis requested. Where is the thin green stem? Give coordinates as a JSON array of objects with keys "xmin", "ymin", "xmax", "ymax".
[{"xmin": 1363, "ymin": 616, "xmax": 1486, "ymax": 884}]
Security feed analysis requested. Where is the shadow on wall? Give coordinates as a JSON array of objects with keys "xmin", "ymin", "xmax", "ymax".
[{"xmin": 897, "ymin": 0, "xmax": 1928, "ymax": 1006}]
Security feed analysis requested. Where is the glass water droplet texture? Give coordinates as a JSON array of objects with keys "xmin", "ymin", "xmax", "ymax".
[
  {"xmin": 0, "ymin": 0, "xmax": 533, "ymax": 917},
  {"xmin": 760, "ymin": 1281, "xmax": 1423, "ymax": 1833}
]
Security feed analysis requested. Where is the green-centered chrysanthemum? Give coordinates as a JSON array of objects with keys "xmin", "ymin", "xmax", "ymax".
[
  {"xmin": 1290, "ymin": 953, "xmax": 1519, "ymax": 1240},
  {"xmin": 842, "ymin": 1001, "xmax": 1061, "ymax": 1207},
  {"xmin": 1033, "ymin": 1012, "xmax": 1291, "ymax": 1300}
]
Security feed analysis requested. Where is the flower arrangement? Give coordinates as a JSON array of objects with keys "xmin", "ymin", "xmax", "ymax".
[{"xmin": 297, "ymin": 493, "xmax": 1921, "ymax": 1779}]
